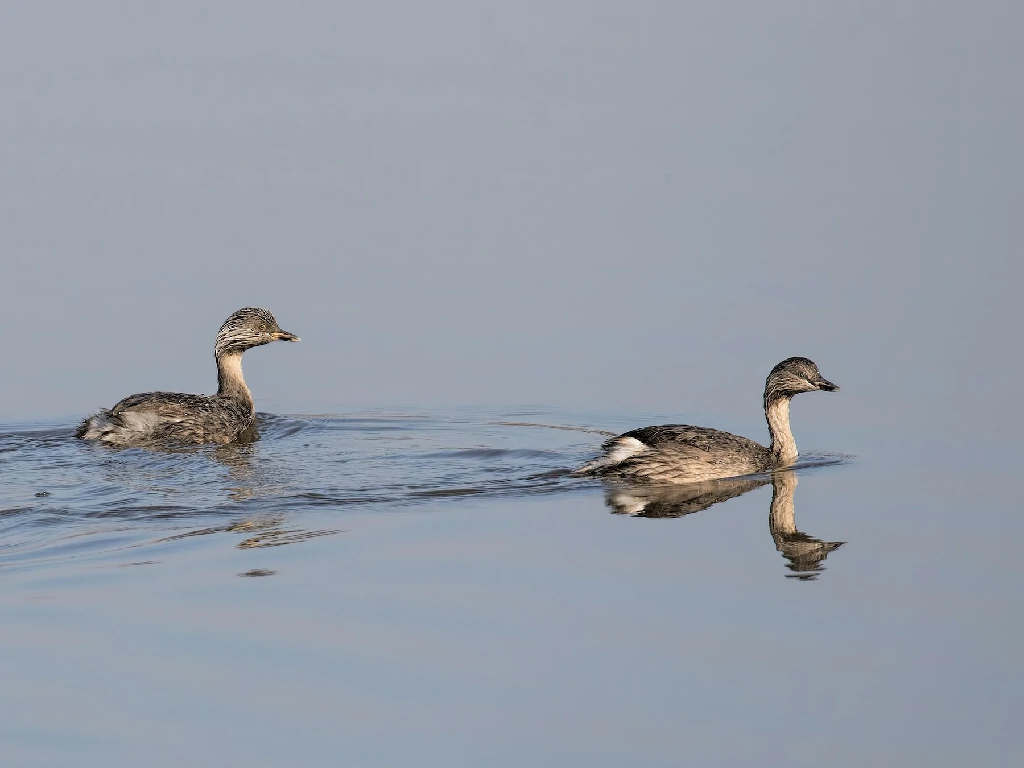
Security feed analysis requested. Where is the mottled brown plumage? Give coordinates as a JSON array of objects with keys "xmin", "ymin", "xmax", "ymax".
[
  {"xmin": 76, "ymin": 308, "xmax": 299, "ymax": 446},
  {"xmin": 575, "ymin": 357, "xmax": 839, "ymax": 484}
]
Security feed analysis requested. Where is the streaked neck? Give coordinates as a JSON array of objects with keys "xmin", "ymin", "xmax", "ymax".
[{"xmin": 765, "ymin": 396, "xmax": 797, "ymax": 465}]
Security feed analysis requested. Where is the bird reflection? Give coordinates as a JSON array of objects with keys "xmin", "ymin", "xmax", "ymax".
[
  {"xmin": 211, "ymin": 441, "xmax": 260, "ymax": 500},
  {"xmin": 766, "ymin": 471, "xmax": 844, "ymax": 580},
  {"xmin": 80, "ymin": 422, "xmax": 341, "ymax": 552},
  {"xmin": 89, "ymin": 427, "xmax": 267, "ymax": 502},
  {"xmin": 603, "ymin": 470, "xmax": 844, "ymax": 580}
]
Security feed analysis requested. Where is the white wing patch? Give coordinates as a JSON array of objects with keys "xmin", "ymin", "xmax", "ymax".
[
  {"xmin": 116, "ymin": 410, "xmax": 165, "ymax": 435},
  {"xmin": 605, "ymin": 436, "xmax": 648, "ymax": 463},
  {"xmin": 574, "ymin": 436, "xmax": 649, "ymax": 474},
  {"xmin": 79, "ymin": 409, "xmax": 174, "ymax": 443}
]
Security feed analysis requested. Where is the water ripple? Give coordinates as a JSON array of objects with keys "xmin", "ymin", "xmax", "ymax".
[
  {"xmin": 0, "ymin": 410, "xmax": 851, "ymax": 573},
  {"xmin": 0, "ymin": 410, "xmax": 607, "ymax": 571}
]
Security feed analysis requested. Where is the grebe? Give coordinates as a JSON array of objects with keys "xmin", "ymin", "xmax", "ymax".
[
  {"xmin": 575, "ymin": 357, "xmax": 838, "ymax": 483},
  {"xmin": 76, "ymin": 308, "xmax": 299, "ymax": 446}
]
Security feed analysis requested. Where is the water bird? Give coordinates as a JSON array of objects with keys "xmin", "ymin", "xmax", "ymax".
[
  {"xmin": 575, "ymin": 357, "xmax": 838, "ymax": 483},
  {"xmin": 76, "ymin": 308, "xmax": 299, "ymax": 446}
]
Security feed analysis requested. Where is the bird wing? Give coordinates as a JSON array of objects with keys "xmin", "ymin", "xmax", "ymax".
[
  {"xmin": 111, "ymin": 392, "xmax": 214, "ymax": 419},
  {"xmin": 620, "ymin": 424, "xmax": 766, "ymax": 455}
]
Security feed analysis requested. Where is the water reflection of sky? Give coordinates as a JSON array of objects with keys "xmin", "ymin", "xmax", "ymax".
[{"xmin": 2, "ymin": 413, "xmax": 1022, "ymax": 766}]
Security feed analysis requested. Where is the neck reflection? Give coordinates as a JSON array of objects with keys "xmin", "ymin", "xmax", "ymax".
[{"xmin": 602, "ymin": 470, "xmax": 845, "ymax": 580}]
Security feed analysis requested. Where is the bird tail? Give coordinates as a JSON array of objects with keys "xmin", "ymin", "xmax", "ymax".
[
  {"xmin": 571, "ymin": 456, "xmax": 612, "ymax": 475},
  {"xmin": 75, "ymin": 409, "xmax": 119, "ymax": 440},
  {"xmin": 571, "ymin": 436, "xmax": 647, "ymax": 476}
]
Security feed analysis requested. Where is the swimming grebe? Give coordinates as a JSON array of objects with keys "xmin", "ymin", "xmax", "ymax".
[
  {"xmin": 76, "ymin": 308, "xmax": 299, "ymax": 446},
  {"xmin": 574, "ymin": 357, "xmax": 838, "ymax": 483}
]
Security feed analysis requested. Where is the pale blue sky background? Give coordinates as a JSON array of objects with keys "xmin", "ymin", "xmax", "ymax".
[{"xmin": 1, "ymin": 1, "xmax": 1019, "ymax": 439}]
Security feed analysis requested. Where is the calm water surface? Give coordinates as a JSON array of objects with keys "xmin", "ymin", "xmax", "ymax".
[{"xmin": 2, "ymin": 408, "xmax": 1021, "ymax": 766}]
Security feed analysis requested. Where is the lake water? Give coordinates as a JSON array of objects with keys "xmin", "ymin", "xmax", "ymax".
[{"xmin": 2, "ymin": 408, "xmax": 1021, "ymax": 767}]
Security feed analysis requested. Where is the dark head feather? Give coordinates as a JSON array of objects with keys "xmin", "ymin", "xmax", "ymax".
[
  {"xmin": 214, "ymin": 307, "xmax": 297, "ymax": 357},
  {"xmin": 763, "ymin": 357, "xmax": 839, "ymax": 406}
]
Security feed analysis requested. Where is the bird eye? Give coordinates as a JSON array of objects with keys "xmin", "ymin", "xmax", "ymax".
[{"xmin": 258, "ymin": 323, "xmax": 267, "ymax": 333}]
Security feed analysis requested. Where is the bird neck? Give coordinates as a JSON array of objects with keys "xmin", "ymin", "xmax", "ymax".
[
  {"xmin": 216, "ymin": 351, "xmax": 253, "ymax": 404},
  {"xmin": 765, "ymin": 395, "xmax": 797, "ymax": 465}
]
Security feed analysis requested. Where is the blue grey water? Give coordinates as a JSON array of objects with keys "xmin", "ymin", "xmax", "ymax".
[
  {"xmin": 3, "ymin": 1, "xmax": 1024, "ymax": 766},
  {"xmin": 3, "ymin": 407, "xmax": 1022, "ymax": 767}
]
